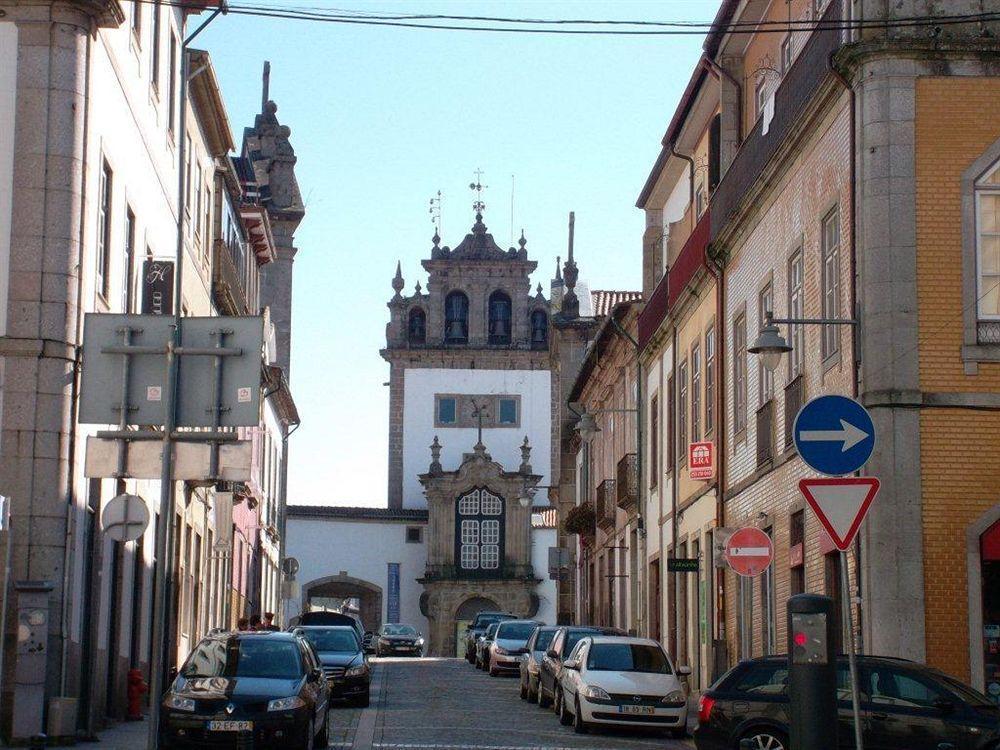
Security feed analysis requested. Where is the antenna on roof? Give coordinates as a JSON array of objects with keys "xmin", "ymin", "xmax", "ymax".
[
  {"xmin": 262, "ymin": 61, "xmax": 271, "ymax": 112},
  {"xmin": 509, "ymin": 175, "xmax": 515, "ymax": 247}
]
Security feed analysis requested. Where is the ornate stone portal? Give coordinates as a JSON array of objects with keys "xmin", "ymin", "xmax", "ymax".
[{"xmin": 418, "ymin": 438, "xmax": 541, "ymax": 656}]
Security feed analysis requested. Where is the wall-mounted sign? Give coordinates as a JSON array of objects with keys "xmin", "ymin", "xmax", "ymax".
[
  {"xmin": 387, "ymin": 562, "xmax": 400, "ymax": 624},
  {"xmin": 668, "ymin": 557, "xmax": 700, "ymax": 573},
  {"xmin": 689, "ymin": 441, "xmax": 715, "ymax": 480},
  {"xmin": 141, "ymin": 259, "xmax": 174, "ymax": 315}
]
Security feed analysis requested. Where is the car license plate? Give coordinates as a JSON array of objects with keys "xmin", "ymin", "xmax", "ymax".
[
  {"xmin": 617, "ymin": 705, "xmax": 654, "ymax": 715},
  {"xmin": 394, "ymin": 645, "xmax": 408, "ymax": 650},
  {"xmin": 207, "ymin": 720, "xmax": 253, "ymax": 731}
]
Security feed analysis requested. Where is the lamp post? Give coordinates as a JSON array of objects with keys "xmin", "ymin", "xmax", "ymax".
[{"xmin": 748, "ymin": 311, "xmax": 858, "ymax": 372}]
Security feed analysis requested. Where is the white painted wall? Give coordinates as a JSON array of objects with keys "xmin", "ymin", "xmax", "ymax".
[
  {"xmin": 402, "ymin": 368, "xmax": 552, "ymax": 508},
  {"xmin": 285, "ymin": 516, "xmax": 429, "ymax": 635},
  {"xmin": 531, "ymin": 526, "xmax": 558, "ymax": 626},
  {"xmin": 0, "ymin": 23, "xmax": 15, "ymax": 338}
]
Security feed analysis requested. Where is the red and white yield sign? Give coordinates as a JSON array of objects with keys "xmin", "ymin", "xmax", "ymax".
[
  {"xmin": 725, "ymin": 527, "xmax": 774, "ymax": 577},
  {"xmin": 799, "ymin": 477, "xmax": 880, "ymax": 552}
]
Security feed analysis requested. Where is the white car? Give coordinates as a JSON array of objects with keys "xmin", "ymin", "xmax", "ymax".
[{"xmin": 553, "ymin": 635, "xmax": 690, "ymax": 738}]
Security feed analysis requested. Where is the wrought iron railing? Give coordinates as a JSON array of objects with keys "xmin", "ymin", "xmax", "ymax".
[
  {"xmin": 784, "ymin": 374, "xmax": 804, "ymax": 449},
  {"xmin": 616, "ymin": 453, "xmax": 639, "ymax": 513},
  {"xmin": 596, "ymin": 479, "xmax": 617, "ymax": 531},
  {"xmin": 756, "ymin": 400, "xmax": 774, "ymax": 468}
]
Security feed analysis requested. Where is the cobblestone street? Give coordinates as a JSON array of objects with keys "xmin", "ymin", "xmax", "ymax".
[{"xmin": 327, "ymin": 657, "xmax": 694, "ymax": 750}]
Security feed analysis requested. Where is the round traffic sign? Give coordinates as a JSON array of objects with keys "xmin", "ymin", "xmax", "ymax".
[
  {"xmin": 101, "ymin": 493, "xmax": 150, "ymax": 542},
  {"xmin": 793, "ymin": 395, "xmax": 876, "ymax": 476},
  {"xmin": 725, "ymin": 527, "xmax": 774, "ymax": 577}
]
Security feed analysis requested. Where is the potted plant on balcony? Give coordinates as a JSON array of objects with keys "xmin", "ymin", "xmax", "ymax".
[{"xmin": 563, "ymin": 501, "xmax": 596, "ymax": 545}]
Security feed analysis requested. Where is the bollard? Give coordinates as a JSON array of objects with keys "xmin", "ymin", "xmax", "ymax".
[{"xmin": 787, "ymin": 594, "xmax": 837, "ymax": 750}]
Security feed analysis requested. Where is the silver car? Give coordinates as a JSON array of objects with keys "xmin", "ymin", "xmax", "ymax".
[{"xmin": 520, "ymin": 625, "xmax": 558, "ymax": 701}]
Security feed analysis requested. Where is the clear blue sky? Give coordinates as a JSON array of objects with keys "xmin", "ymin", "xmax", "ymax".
[{"xmin": 199, "ymin": 1, "xmax": 711, "ymax": 507}]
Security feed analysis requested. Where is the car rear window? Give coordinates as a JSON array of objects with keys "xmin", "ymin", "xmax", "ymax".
[
  {"xmin": 497, "ymin": 622, "xmax": 536, "ymax": 640},
  {"xmin": 586, "ymin": 643, "xmax": 671, "ymax": 674},
  {"xmin": 300, "ymin": 629, "xmax": 358, "ymax": 653}
]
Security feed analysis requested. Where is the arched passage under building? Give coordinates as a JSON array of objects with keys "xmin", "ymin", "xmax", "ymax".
[{"xmin": 301, "ymin": 574, "xmax": 384, "ymax": 634}]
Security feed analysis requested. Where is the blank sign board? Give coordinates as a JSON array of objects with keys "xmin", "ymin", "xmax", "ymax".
[{"xmin": 80, "ymin": 314, "xmax": 264, "ymax": 428}]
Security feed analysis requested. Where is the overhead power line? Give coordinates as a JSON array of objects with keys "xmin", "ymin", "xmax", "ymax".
[{"xmin": 125, "ymin": 0, "xmax": 1000, "ymax": 36}]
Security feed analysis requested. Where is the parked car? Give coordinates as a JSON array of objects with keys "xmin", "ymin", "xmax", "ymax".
[
  {"xmin": 487, "ymin": 620, "xmax": 541, "ymax": 677},
  {"xmin": 290, "ymin": 611, "xmax": 365, "ymax": 646},
  {"xmin": 375, "ymin": 623, "xmax": 425, "ymax": 657},
  {"xmin": 694, "ymin": 655, "xmax": 1000, "ymax": 750},
  {"xmin": 158, "ymin": 630, "xmax": 330, "ymax": 750},
  {"xmin": 464, "ymin": 611, "xmax": 517, "ymax": 663},
  {"xmin": 293, "ymin": 625, "xmax": 371, "ymax": 707},
  {"xmin": 536, "ymin": 625, "xmax": 624, "ymax": 708},
  {"xmin": 553, "ymin": 635, "xmax": 690, "ymax": 738},
  {"xmin": 520, "ymin": 626, "xmax": 559, "ymax": 702},
  {"xmin": 475, "ymin": 622, "xmax": 501, "ymax": 670}
]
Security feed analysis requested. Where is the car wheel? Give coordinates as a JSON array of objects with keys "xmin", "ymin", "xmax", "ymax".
[
  {"xmin": 354, "ymin": 690, "xmax": 370, "ymax": 708},
  {"xmin": 526, "ymin": 678, "xmax": 538, "ymax": 703},
  {"xmin": 315, "ymin": 709, "xmax": 329, "ymax": 747},
  {"xmin": 557, "ymin": 690, "xmax": 573, "ymax": 726},
  {"xmin": 572, "ymin": 697, "xmax": 588, "ymax": 734},
  {"xmin": 739, "ymin": 729, "xmax": 788, "ymax": 750},
  {"xmin": 537, "ymin": 681, "xmax": 551, "ymax": 708}
]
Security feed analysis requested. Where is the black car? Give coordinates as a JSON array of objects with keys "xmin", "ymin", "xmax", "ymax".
[
  {"xmin": 294, "ymin": 626, "xmax": 371, "ymax": 707},
  {"xmin": 464, "ymin": 611, "xmax": 517, "ymax": 664},
  {"xmin": 159, "ymin": 630, "xmax": 330, "ymax": 750},
  {"xmin": 535, "ymin": 626, "xmax": 625, "ymax": 708},
  {"xmin": 290, "ymin": 611, "xmax": 365, "ymax": 646},
  {"xmin": 694, "ymin": 655, "xmax": 1000, "ymax": 750},
  {"xmin": 375, "ymin": 623, "xmax": 425, "ymax": 657}
]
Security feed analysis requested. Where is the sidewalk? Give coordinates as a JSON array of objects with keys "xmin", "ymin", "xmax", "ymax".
[{"xmin": 84, "ymin": 718, "xmax": 150, "ymax": 749}]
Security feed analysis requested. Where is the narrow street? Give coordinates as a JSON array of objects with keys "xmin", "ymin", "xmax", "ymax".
[{"xmin": 327, "ymin": 657, "xmax": 693, "ymax": 750}]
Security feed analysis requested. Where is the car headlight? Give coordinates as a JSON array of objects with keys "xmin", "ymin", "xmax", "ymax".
[
  {"xmin": 345, "ymin": 664, "xmax": 369, "ymax": 677},
  {"xmin": 662, "ymin": 689, "xmax": 686, "ymax": 704},
  {"xmin": 267, "ymin": 696, "xmax": 306, "ymax": 712},
  {"xmin": 163, "ymin": 696, "xmax": 196, "ymax": 712},
  {"xmin": 495, "ymin": 646, "xmax": 509, "ymax": 656},
  {"xmin": 416, "ymin": 637, "xmax": 424, "ymax": 646},
  {"xmin": 583, "ymin": 686, "xmax": 611, "ymax": 701}
]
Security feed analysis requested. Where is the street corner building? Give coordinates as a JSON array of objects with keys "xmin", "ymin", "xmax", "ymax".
[
  {"xmin": 611, "ymin": 0, "xmax": 1000, "ymax": 703},
  {"xmin": 0, "ymin": 1, "xmax": 305, "ymax": 742}
]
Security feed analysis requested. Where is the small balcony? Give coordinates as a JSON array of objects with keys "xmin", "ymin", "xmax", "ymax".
[
  {"xmin": 616, "ymin": 453, "xmax": 639, "ymax": 514},
  {"xmin": 756, "ymin": 399, "xmax": 775, "ymax": 468},
  {"xmin": 784, "ymin": 374, "xmax": 805, "ymax": 449},
  {"xmin": 212, "ymin": 239, "xmax": 249, "ymax": 315},
  {"xmin": 596, "ymin": 480, "xmax": 617, "ymax": 531}
]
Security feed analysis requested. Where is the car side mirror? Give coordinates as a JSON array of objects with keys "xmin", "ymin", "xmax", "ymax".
[
  {"xmin": 678, "ymin": 665, "xmax": 692, "ymax": 677},
  {"xmin": 546, "ymin": 649, "xmax": 558, "ymax": 659},
  {"xmin": 933, "ymin": 698, "xmax": 955, "ymax": 715},
  {"xmin": 563, "ymin": 659, "xmax": 579, "ymax": 671}
]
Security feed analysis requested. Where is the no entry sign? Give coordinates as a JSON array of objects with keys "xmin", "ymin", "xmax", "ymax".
[{"xmin": 725, "ymin": 527, "xmax": 774, "ymax": 577}]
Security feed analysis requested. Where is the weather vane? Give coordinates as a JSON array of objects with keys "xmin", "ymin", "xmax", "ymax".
[
  {"xmin": 469, "ymin": 168, "xmax": 487, "ymax": 216},
  {"xmin": 428, "ymin": 190, "xmax": 442, "ymax": 236}
]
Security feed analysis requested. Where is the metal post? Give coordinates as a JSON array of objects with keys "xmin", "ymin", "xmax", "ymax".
[
  {"xmin": 840, "ymin": 549, "xmax": 864, "ymax": 750},
  {"xmin": 787, "ymin": 594, "xmax": 837, "ymax": 750},
  {"xmin": 146, "ymin": 9, "xmax": 223, "ymax": 748},
  {"xmin": 0, "ymin": 499, "xmax": 11, "ymax": 699}
]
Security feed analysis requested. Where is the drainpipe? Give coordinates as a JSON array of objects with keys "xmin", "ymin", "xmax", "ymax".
[
  {"xmin": 669, "ymin": 325, "xmax": 679, "ymax": 660},
  {"xmin": 705, "ymin": 57, "xmax": 743, "ymax": 147},
  {"xmin": 829, "ymin": 53, "xmax": 862, "ymax": 652},
  {"xmin": 705, "ymin": 244, "xmax": 726, "ymax": 680}
]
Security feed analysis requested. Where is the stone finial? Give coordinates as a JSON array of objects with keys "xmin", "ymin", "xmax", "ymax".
[
  {"xmin": 392, "ymin": 261, "xmax": 405, "ymax": 297},
  {"xmin": 519, "ymin": 436, "xmax": 532, "ymax": 475},
  {"xmin": 536, "ymin": 283, "xmax": 543, "ymax": 296},
  {"xmin": 429, "ymin": 436, "xmax": 442, "ymax": 475},
  {"xmin": 432, "ymin": 230, "xmax": 441, "ymax": 251},
  {"xmin": 414, "ymin": 281, "xmax": 422, "ymax": 296},
  {"xmin": 554, "ymin": 256, "xmax": 563, "ymax": 284}
]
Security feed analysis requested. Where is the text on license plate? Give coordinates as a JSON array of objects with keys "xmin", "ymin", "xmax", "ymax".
[
  {"xmin": 207, "ymin": 720, "xmax": 253, "ymax": 731},
  {"xmin": 617, "ymin": 705, "xmax": 655, "ymax": 715}
]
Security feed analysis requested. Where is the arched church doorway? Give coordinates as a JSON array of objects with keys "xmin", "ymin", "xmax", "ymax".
[
  {"xmin": 454, "ymin": 596, "xmax": 501, "ymax": 658},
  {"xmin": 301, "ymin": 574, "xmax": 384, "ymax": 634},
  {"xmin": 981, "ymin": 520, "xmax": 1000, "ymax": 703}
]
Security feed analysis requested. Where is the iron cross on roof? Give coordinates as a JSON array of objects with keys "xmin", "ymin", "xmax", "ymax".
[
  {"xmin": 469, "ymin": 169, "xmax": 487, "ymax": 216},
  {"xmin": 471, "ymin": 399, "xmax": 491, "ymax": 448}
]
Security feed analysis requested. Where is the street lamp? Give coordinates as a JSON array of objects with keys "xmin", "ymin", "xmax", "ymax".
[{"xmin": 748, "ymin": 311, "xmax": 858, "ymax": 372}]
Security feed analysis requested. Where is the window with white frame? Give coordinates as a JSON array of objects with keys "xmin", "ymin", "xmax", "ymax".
[
  {"xmin": 755, "ymin": 76, "xmax": 768, "ymax": 119},
  {"xmin": 780, "ymin": 35, "xmax": 792, "ymax": 74},
  {"xmin": 758, "ymin": 283, "xmax": 774, "ymax": 404},
  {"xmin": 456, "ymin": 489, "xmax": 504, "ymax": 572},
  {"xmin": 705, "ymin": 326, "xmax": 716, "ymax": 435},
  {"xmin": 788, "ymin": 250, "xmax": 805, "ymax": 377},
  {"xmin": 97, "ymin": 160, "xmax": 113, "ymax": 300},
  {"xmin": 821, "ymin": 207, "xmax": 841, "ymax": 360},
  {"xmin": 678, "ymin": 359, "xmax": 688, "ymax": 462},
  {"xmin": 976, "ymin": 161, "xmax": 1000, "ymax": 324}
]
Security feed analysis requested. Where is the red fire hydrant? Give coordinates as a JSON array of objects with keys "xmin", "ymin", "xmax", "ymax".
[{"xmin": 127, "ymin": 669, "xmax": 149, "ymax": 721}]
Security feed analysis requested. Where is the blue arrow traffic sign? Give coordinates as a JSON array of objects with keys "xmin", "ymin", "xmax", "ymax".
[{"xmin": 793, "ymin": 395, "xmax": 876, "ymax": 476}]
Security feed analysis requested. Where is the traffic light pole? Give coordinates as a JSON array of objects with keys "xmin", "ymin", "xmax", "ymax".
[{"xmin": 787, "ymin": 594, "xmax": 836, "ymax": 750}]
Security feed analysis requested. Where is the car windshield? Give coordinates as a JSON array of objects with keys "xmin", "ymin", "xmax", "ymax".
[
  {"xmin": 936, "ymin": 673, "xmax": 999, "ymax": 709},
  {"xmin": 475, "ymin": 614, "xmax": 505, "ymax": 628},
  {"xmin": 383, "ymin": 624, "xmax": 417, "ymax": 636},
  {"xmin": 563, "ymin": 630, "xmax": 600, "ymax": 655},
  {"xmin": 182, "ymin": 638, "xmax": 302, "ymax": 679},
  {"xmin": 534, "ymin": 630, "xmax": 556, "ymax": 651},
  {"xmin": 497, "ymin": 623, "xmax": 536, "ymax": 640},
  {"xmin": 300, "ymin": 629, "xmax": 358, "ymax": 653},
  {"xmin": 586, "ymin": 643, "xmax": 671, "ymax": 674},
  {"xmin": 485, "ymin": 624, "xmax": 499, "ymax": 638}
]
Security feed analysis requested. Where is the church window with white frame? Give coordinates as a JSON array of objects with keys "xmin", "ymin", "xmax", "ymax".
[
  {"xmin": 456, "ymin": 489, "xmax": 504, "ymax": 572},
  {"xmin": 976, "ymin": 161, "xmax": 1000, "ymax": 325}
]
